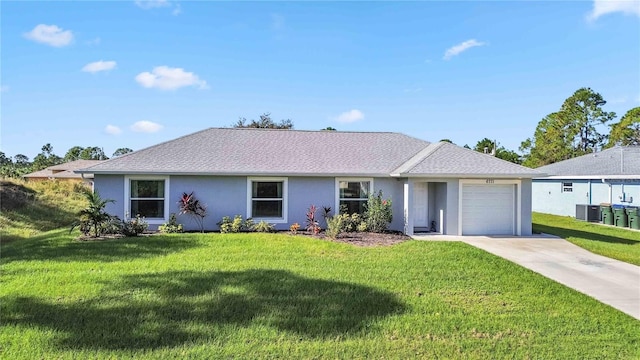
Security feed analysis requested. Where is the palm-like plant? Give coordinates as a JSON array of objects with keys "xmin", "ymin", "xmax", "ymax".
[
  {"xmin": 72, "ymin": 188, "xmax": 116, "ymax": 237},
  {"xmin": 178, "ymin": 192, "xmax": 207, "ymax": 232}
]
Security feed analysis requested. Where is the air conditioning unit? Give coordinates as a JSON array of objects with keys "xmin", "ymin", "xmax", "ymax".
[{"xmin": 576, "ymin": 204, "xmax": 600, "ymax": 222}]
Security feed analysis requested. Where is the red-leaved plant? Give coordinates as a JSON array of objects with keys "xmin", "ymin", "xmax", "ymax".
[
  {"xmin": 305, "ymin": 205, "xmax": 321, "ymax": 234},
  {"xmin": 178, "ymin": 192, "xmax": 207, "ymax": 232}
]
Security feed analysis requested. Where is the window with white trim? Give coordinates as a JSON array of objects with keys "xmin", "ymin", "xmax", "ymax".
[
  {"xmin": 247, "ymin": 178, "xmax": 287, "ymax": 222},
  {"xmin": 128, "ymin": 179, "xmax": 166, "ymax": 219},
  {"xmin": 337, "ymin": 179, "xmax": 371, "ymax": 215},
  {"xmin": 562, "ymin": 182, "xmax": 573, "ymax": 193}
]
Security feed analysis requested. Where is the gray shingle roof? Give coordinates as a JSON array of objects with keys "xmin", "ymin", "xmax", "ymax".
[
  {"xmin": 24, "ymin": 159, "xmax": 104, "ymax": 179},
  {"xmin": 536, "ymin": 146, "xmax": 640, "ymax": 178},
  {"xmin": 48, "ymin": 160, "xmax": 104, "ymax": 171},
  {"xmin": 77, "ymin": 128, "xmax": 540, "ymax": 178},
  {"xmin": 392, "ymin": 142, "xmax": 541, "ymax": 177},
  {"xmin": 79, "ymin": 128, "xmax": 430, "ymax": 176}
]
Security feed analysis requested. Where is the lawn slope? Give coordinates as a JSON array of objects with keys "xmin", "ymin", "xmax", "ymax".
[
  {"xmin": 2, "ymin": 232, "xmax": 638, "ymax": 359},
  {"xmin": 0, "ymin": 180, "xmax": 85, "ymax": 242},
  {"xmin": 533, "ymin": 212, "xmax": 640, "ymax": 265}
]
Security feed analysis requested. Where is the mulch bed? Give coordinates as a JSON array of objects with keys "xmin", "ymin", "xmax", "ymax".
[
  {"xmin": 74, "ymin": 231, "xmax": 410, "ymax": 247},
  {"xmin": 296, "ymin": 231, "xmax": 411, "ymax": 247}
]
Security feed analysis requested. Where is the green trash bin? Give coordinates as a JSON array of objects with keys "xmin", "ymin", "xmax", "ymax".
[
  {"xmin": 626, "ymin": 207, "xmax": 640, "ymax": 230},
  {"xmin": 600, "ymin": 205, "xmax": 613, "ymax": 225},
  {"xmin": 613, "ymin": 205, "xmax": 628, "ymax": 227}
]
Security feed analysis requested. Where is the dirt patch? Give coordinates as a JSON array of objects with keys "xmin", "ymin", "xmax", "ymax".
[
  {"xmin": 294, "ymin": 231, "xmax": 411, "ymax": 247},
  {"xmin": 0, "ymin": 181, "xmax": 36, "ymax": 211}
]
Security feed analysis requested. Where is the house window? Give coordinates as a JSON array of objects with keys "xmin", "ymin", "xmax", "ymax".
[
  {"xmin": 337, "ymin": 179, "xmax": 372, "ymax": 214},
  {"xmin": 128, "ymin": 178, "xmax": 167, "ymax": 220},
  {"xmin": 562, "ymin": 182, "xmax": 573, "ymax": 193},
  {"xmin": 247, "ymin": 178, "xmax": 288, "ymax": 222}
]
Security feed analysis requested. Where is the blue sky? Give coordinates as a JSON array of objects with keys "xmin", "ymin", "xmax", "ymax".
[{"xmin": 2, "ymin": 0, "xmax": 639, "ymax": 159}]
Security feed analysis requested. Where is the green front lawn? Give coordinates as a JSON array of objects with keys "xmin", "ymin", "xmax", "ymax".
[
  {"xmin": 2, "ymin": 231, "xmax": 638, "ymax": 359},
  {"xmin": 533, "ymin": 212, "xmax": 640, "ymax": 266}
]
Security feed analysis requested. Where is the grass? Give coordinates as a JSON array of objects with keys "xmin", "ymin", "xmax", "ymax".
[
  {"xmin": 2, "ymin": 231, "xmax": 639, "ymax": 359},
  {"xmin": 0, "ymin": 179, "xmax": 85, "ymax": 241},
  {"xmin": 533, "ymin": 212, "xmax": 640, "ymax": 266}
]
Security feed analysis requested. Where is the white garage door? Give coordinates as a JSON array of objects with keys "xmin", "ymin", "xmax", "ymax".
[{"xmin": 462, "ymin": 184, "xmax": 516, "ymax": 235}]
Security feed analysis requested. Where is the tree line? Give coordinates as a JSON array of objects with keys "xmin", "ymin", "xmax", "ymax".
[
  {"xmin": 519, "ymin": 87, "xmax": 639, "ymax": 168},
  {"xmin": 2, "ymin": 91, "xmax": 638, "ymax": 178},
  {"xmin": 0, "ymin": 145, "xmax": 133, "ymax": 178}
]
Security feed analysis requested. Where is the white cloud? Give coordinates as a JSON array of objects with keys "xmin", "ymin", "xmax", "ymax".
[
  {"xmin": 24, "ymin": 24, "xmax": 73, "ymax": 47},
  {"xmin": 587, "ymin": 0, "xmax": 640, "ymax": 21},
  {"xmin": 172, "ymin": 4, "xmax": 182, "ymax": 15},
  {"xmin": 105, "ymin": 125, "xmax": 122, "ymax": 135},
  {"xmin": 443, "ymin": 39, "xmax": 486, "ymax": 60},
  {"xmin": 135, "ymin": 0, "xmax": 171, "ymax": 9},
  {"xmin": 82, "ymin": 60, "xmax": 117, "ymax": 73},
  {"xmin": 334, "ymin": 109, "xmax": 365, "ymax": 123},
  {"xmin": 135, "ymin": 66, "xmax": 208, "ymax": 90},
  {"xmin": 131, "ymin": 120, "xmax": 163, "ymax": 133}
]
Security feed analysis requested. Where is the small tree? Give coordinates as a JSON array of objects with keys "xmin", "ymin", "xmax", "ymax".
[
  {"xmin": 364, "ymin": 190, "xmax": 393, "ymax": 233},
  {"xmin": 178, "ymin": 192, "xmax": 207, "ymax": 232},
  {"xmin": 72, "ymin": 189, "xmax": 116, "ymax": 237}
]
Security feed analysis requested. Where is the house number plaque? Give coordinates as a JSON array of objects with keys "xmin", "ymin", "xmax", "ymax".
[{"xmin": 485, "ymin": 179, "xmax": 495, "ymax": 184}]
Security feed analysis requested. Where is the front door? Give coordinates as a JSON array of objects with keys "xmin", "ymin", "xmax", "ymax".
[{"xmin": 413, "ymin": 182, "xmax": 428, "ymax": 228}]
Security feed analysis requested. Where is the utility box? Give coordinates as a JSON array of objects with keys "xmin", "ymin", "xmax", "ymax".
[{"xmin": 576, "ymin": 204, "xmax": 600, "ymax": 222}]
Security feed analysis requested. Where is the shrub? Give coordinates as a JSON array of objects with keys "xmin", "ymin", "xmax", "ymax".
[
  {"xmin": 325, "ymin": 215, "xmax": 344, "ymax": 239},
  {"xmin": 347, "ymin": 213, "xmax": 364, "ymax": 232},
  {"xmin": 290, "ymin": 222, "xmax": 300, "ymax": 234},
  {"xmin": 121, "ymin": 214, "xmax": 149, "ymax": 237},
  {"xmin": 178, "ymin": 192, "xmax": 207, "ymax": 233},
  {"xmin": 337, "ymin": 207, "xmax": 365, "ymax": 232},
  {"xmin": 305, "ymin": 205, "xmax": 321, "ymax": 234},
  {"xmin": 252, "ymin": 220, "xmax": 275, "ymax": 233},
  {"xmin": 218, "ymin": 215, "xmax": 253, "ymax": 233},
  {"xmin": 101, "ymin": 215, "xmax": 124, "ymax": 235},
  {"xmin": 159, "ymin": 213, "xmax": 184, "ymax": 233},
  {"xmin": 364, "ymin": 190, "xmax": 393, "ymax": 233}
]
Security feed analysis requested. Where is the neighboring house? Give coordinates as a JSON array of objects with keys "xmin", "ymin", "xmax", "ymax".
[
  {"xmin": 23, "ymin": 159, "xmax": 104, "ymax": 186},
  {"xmin": 77, "ymin": 128, "xmax": 540, "ymax": 236},
  {"xmin": 532, "ymin": 146, "xmax": 640, "ymax": 217}
]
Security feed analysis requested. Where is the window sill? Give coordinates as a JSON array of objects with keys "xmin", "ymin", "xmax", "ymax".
[{"xmin": 251, "ymin": 217, "xmax": 287, "ymax": 224}]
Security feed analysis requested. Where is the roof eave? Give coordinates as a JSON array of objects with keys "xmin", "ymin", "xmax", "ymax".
[
  {"xmin": 535, "ymin": 174, "xmax": 640, "ymax": 180},
  {"xmin": 391, "ymin": 172, "xmax": 541, "ymax": 179},
  {"xmin": 82, "ymin": 170, "xmax": 395, "ymax": 178}
]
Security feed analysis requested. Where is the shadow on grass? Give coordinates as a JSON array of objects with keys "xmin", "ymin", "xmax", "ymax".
[
  {"xmin": 533, "ymin": 223, "xmax": 639, "ymax": 245},
  {"xmin": 3, "ymin": 270, "xmax": 406, "ymax": 350},
  {"xmin": 1, "ymin": 230, "xmax": 203, "ymax": 263},
  {"xmin": 0, "ymin": 202, "xmax": 77, "ymax": 242}
]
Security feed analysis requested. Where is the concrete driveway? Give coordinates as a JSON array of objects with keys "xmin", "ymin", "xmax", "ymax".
[{"xmin": 461, "ymin": 236, "xmax": 640, "ymax": 320}]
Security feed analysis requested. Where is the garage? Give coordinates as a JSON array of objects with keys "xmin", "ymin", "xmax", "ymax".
[{"xmin": 461, "ymin": 183, "xmax": 517, "ymax": 235}]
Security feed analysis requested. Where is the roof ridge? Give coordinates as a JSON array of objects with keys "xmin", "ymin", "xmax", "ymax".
[
  {"xmin": 217, "ymin": 127, "xmax": 403, "ymax": 135},
  {"xmin": 391, "ymin": 141, "xmax": 446, "ymax": 175}
]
